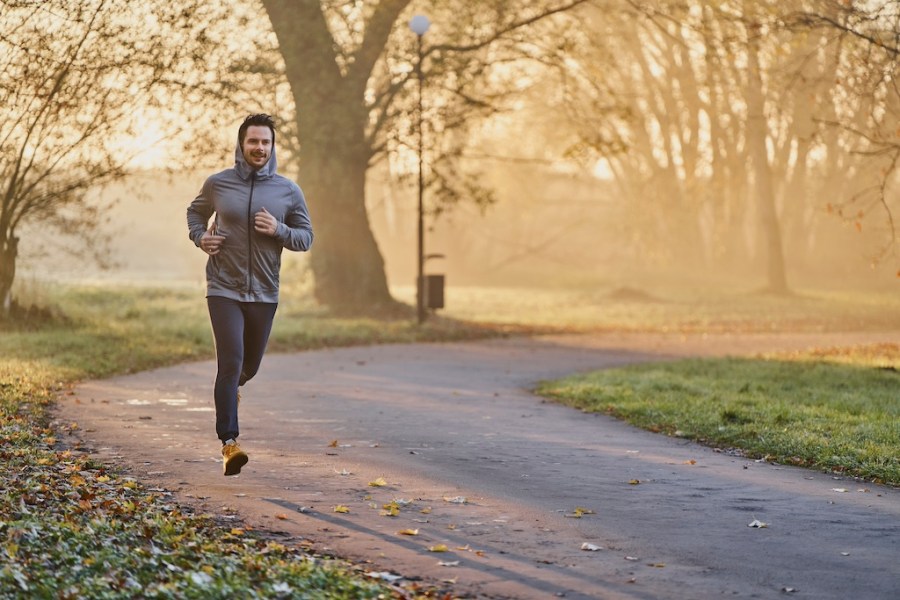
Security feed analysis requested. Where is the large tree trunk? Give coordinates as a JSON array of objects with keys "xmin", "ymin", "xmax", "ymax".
[
  {"xmin": 262, "ymin": 0, "xmax": 409, "ymax": 313},
  {"xmin": 300, "ymin": 142, "xmax": 395, "ymax": 311},
  {"xmin": 745, "ymin": 22, "xmax": 789, "ymax": 294}
]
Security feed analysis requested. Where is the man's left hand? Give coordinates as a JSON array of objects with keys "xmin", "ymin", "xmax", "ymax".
[{"xmin": 254, "ymin": 207, "xmax": 278, "ymax": 236}]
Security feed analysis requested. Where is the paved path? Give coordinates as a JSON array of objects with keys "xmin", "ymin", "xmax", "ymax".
[{"xmin": 62, "ymin": 332, "xmax": 899, "ymax": 599}]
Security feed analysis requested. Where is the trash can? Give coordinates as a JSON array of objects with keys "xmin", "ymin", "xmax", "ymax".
[{"xmin": 421, "ymin": 274, "xmax": 444, "ymax": 309}]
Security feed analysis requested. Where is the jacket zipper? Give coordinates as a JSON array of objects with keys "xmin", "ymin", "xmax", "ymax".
[{"xmin": 246, "ymin": 176, "xmax": 255, "ymax": 294}]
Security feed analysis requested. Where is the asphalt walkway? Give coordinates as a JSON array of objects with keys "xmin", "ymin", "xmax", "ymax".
[{"xmin": 62, "ymin": 332, "xmax": 900, "ymax": 599}]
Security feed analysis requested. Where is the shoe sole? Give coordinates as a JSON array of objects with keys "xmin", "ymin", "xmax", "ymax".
[{"xmin": 224, "ymin": 453, "xmax": 248, "ymax": 476}]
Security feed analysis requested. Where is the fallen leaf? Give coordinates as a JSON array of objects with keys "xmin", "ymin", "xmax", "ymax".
[
  {"xmin": 328, "ymin": 440, "xmax": 338, "ymax": 448},
  {"xmin": 334, "ymin": 505, "xmax": 350, "ymax": 513},
  {"xmin": 581, "ymin": 543, "xmax": 603, "ymax": 551},
  {"xmin": 683, "ymin": 459, "xmax": 697, "ymax": 465},
  {"xmin": 831, "ymin": 488, "xmax": 848, "ymax": 493},
  {"xmin": 625, "ymin": 556, "xmax": 639, "ymax": 561},
  {"xmin": 397, "ymin": 528, "xmax": 419, "ymax": 536},
  {"xmin": 748, "ymin": 519, "xmax": 768, "ymax": 528},
  {"xmin": 420, "ymin": 507, "xmax": 432, "ymax": 514},
  {"xmin": 429, "ymin": 544, "xmax": 449, "ymax": 552},
  {"xmin": 190, "ymin": 571, "xmax": 213, "ymax": 586},
  {"xmin": 438, "ymin": 560, "xmax": 459, "ymax": 567},
  {"xmin": 369, "ymin": 477, "xmax": 388, "ymax": 487},
  {"xmin": 444, "ymin": 496, "xmax": 467, "ymax": 504},
  {"xmin": 628, "ymin": 479, "xmax": 641, "ymax": 485},
  {"xmin": 648, "ymin": 563, "xmax": 666, "ymax": 568},
  {"xmin": 572, "ymin": 507, "xmax": 595, "ymax": 517},
  {"xmin": 275, "ymin": 513, "xmax": 288, "ymax": 520},
  {"xmin": 365, "ymin": 572, "xmax": 403, "ymax": 583}
]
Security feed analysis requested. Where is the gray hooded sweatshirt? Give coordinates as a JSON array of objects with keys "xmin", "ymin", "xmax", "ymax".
[{"xmin": 187, "ymin": 138, "xmax": 313, "ymax": 303}]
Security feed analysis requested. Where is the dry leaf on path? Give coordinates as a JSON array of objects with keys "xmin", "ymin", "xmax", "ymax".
[
  {"xmin": 366, "ymin": 571, "xmax": 403, "ymax": 583},
  {"xmin": 397, "ymin": 528, "xmax": 419, "ymax": 536},
  {"xmin": 429, "ymin": 544, "xmax": 449, "ymax": 552},
  {"xmin": 581, "ymin": 543, "xmax": 603, "ymax": 551},
  {"xmin": 748, "ymin": 519, "xmax": 768, "ymax": 528},
  {"xmin": 334, "ymin": 505, "xmax": 350, "ymax": 513},
  {"xmin": 369, "ymin": 477, "xmax": 388, "ymax": 487}
]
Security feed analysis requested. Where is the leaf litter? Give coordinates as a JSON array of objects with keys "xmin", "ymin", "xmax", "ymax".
[{"xmin": 0, "ymin": 384, "xmax": 397, "ymax": 598}]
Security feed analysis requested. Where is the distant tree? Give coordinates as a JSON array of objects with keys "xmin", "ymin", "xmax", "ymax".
[
  {"xmin": 558, "ymin": 0, "xmax": 900, "ymax": 290},
  {"xmin": 787, "ymin": 0, "xmax": 900, "ymax": 270},
  {"xmin": 257, "ymin": 0, "xmax": 590, "ymax": 313},
  {"xmin": 0, "ymin": 0, "xmax": 269, "ymax": 318}
]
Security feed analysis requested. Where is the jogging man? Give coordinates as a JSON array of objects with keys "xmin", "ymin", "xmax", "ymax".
[{"xmin": 187, "ymin": 113, "xmax": 313, "ymax": 475}]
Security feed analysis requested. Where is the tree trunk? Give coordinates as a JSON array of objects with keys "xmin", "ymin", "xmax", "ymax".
[
  {"xmin": 745, "ymin": 23, "xmax": 789, "ymax": 294},
  {"xmin": 261, "ymin": 0, "xmax": 407, "ymax": 313},
  {"xmin": 300, "ymin": 145, "xmax": 396, "ymax": 311},
  {"xmin": 0, "ymin": 232, "xmax": 18, "ymax": 318}
]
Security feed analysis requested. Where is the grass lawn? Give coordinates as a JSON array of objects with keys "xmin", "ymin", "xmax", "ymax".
[
  {"xmin": 536, "ymin": 348, "xmax": 899, "ymax": 485},
  {"xmin": 1, "ymin": 282, "xmax": 898, "ymax": 597}
]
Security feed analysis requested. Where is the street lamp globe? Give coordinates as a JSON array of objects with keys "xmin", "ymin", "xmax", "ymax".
[{"xmin": 409, "ymin": 14, "xmax": 431, "ymax": 36}]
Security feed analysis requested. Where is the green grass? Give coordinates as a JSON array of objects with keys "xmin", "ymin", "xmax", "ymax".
[{"xmin": 537, "ymin": 348, "xmax": 900, "ymax": 485}]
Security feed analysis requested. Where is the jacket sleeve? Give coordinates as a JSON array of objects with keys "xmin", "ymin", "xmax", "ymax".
[
  {"xmin": 274, "ymin": 184, "xmax": 314, "ymax": 252},
  {"xmin": 186, "ymin": 178, "xmax": 215, "ymax": 247}
]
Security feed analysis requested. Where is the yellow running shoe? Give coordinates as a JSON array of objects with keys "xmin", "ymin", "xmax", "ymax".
[{"xmin": 222, "ymin": 441, "xmax": 248, "ymax": 476}]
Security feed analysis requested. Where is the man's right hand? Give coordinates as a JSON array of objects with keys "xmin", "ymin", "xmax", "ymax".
[{"xmin": 201, "ymin": 225, "xmax": 226, "ymax": 255}]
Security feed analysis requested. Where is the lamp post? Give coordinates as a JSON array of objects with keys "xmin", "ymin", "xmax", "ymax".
[{"xmin": 409, "ymin": 14, "xmax": 430, "ymax": 324}]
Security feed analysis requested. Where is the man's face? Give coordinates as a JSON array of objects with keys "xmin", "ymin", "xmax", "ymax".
[{"xmin": 241, "ymin": 125, "xmax": 273, "ymax": 170}]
